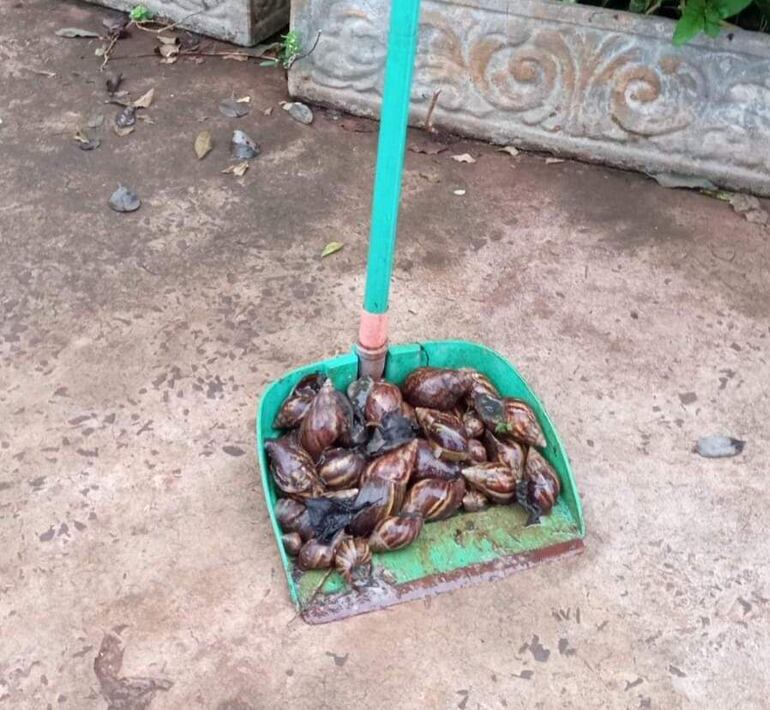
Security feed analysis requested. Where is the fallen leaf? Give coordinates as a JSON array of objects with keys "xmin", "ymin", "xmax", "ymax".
[
  {"xmin": 263, "ymin": 107, "xmax": 273, "ymax": 116},
  {"xmin": 132, "ymin": 88, "xmax": 155, "ymax": 109},
  {"xmin": 194, "ymin": 130, "xmax": 213, "ymax": 159},
  {"xmin": 113, "ymin": 125, "xmax": 135, "ymax": 137},
  {"xmin": 545, "ymin": 157, "xmax": 564, "ymax": 164},
  {"xmin": 158, "ymin": 43, "xmax": 179, "ymax": 63},
  {"xmin": 282, "ymin": 101, "xmax": 314, "ymax": 125},
  {"xmin": 73, "ymin": 129, "xmax": 100, "ymax": 151},
  {"xmin": 409, "ymin": 142, "xmax": 446, "ymax": 155},
  {"xmin": 321, "ymin": 241, "xmax": 344, "ymax": 257},
  {"xmin": 231, "ymin": 130, "xmax": 259, "ymax": 160},
  {"xmin": 108, "ymin": 184, "xmax": 141, "ymax": 212},
  {"xmin": 694, "ymin": 435, "xmax": 745, "ymax": 458},
  {"xmin": 453, "ymin": 189, "xmax": 466, "ymax": 196},
  {"xmin": 56, "ymin": 27, "xmax": 100, "ymax": 38},
  {"xmin": 219, "ymin": 98, "xmax": 250, "ymax": 119},
  {"xmin": 222, "ymin": 161, "xmax": 249, "ymax": 177},
  {"xmin": 650, "ymin": 173, "xmax": 717, "ymax": 190},
  {"xmin": 451, "ymin": 153, "xmax": 476, "ymax": 164},
  {"xmin": 728, "ymin": 192, "xmax": 769, "ymax": 225},
  {"xmin": 498, "ymin": 145, "xmax": 519, "ymax": 157},
  {"xmin": 236, "ymin": 96, "xmax": 251, "ymax": 104}
]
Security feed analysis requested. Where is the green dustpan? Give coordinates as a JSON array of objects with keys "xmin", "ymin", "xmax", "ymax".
[{"xmin": 256, "ymin": 0, "xmax": 585, "ymax": 624}]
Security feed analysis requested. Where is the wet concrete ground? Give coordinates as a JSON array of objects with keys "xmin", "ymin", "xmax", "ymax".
[{"xmin": 1, "ymin": 1, "xmax": 769, "ymax": 708}]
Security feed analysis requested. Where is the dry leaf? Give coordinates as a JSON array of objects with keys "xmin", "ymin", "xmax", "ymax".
[
  {"xmin": 453, "ymin": 189, "xmax": 466, "ymax": 196},
  {"xmin": 728, "ymin": 193, "xmax": 761, "ymax": 213},
  {"xmin": 56, "ymin": 27, "xmax": 100, "ymax": 38},
  {"xmin": 321, "ymin": 241, "xmax": 344, "ymax": 257},
  {"xmin": 222, "ymin": 161, "xmax": 249, "ymax": 177},
  {"xmin": 133, "ymin": 88, "xmax": 155, "ymax": 109},
  {"xmin": 194, "ymin": 130, "xmax": 213, "ymax": 160},
  {"xmin": 159, "ymin": 43, "xmax": 179, "ymax": 63},
  {"xmin": 498, "ymin": 145, "xmax": 519, "ymax": 157},
  {"xmin": 451, "ymin": 153, "xmax": 476, "ymax": 164},
  {"xmin": 114, "ymin": 125, "xmax": 135, "ymax": 137},
  {"xmin": 263, "ymin": 107, "xmax": 274, "ymax": 116},
  {"xmin": 409, "ymin": 142, "xmax": 446, "ymax": 155},
  {"xmin": 545, "ymin": 157, "xmax": 564, "ymax": 164},
  {"xmin": 236, "ymin": 96, "xmax": 251, "ymax": 104}
]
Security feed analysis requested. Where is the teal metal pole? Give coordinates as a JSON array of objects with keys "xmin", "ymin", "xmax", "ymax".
[{"xmin": 362, "ymin": 0, "xmax": 422, "ymax": 315}]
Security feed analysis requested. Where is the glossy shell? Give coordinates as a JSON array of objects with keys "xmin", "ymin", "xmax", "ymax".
[
  {"xmin": 483, "ymin": 431, "xmax": 526, "ymax": 476},
  {"xmin": 317, "ymin": 448, "xmax": 365, "ymax": 489},
  {"xmin": 369, "ymin": 513, "xmax": 424, "ymax": 552},
  {"xmin": 467, "ymin": 439, "xmax": 488, "ymax": 463},
  {"xmin": 348, "ymin": 477, "xmax": 401, "ymax": 537},
  {"xmin": 461, "ymin": 368, "xmax": 499, "ymax": 398},
  {"xmin": 297, "ymin": 530, "xmax": 345, "ymax": 570},
  {"xmin": 281, "ymin": 532, "xmax": 303, "ymax": 556},
  {"xmin": 462, "ymin": 462, "xmax": 518, "ymax": 503},
  {"xmin": 502, "ymin": 399, "xmax": 547, "ymax": 448},
  {"xmin": 361, "ymin": 439, "xmax": 418, "ymax": 489},
  {"xmin": 334, "ymin": 538, "xmax": 373, "ymax": 585},
  {"xmin": 523, "ymin": 449, "xmax": 561, "ymax": 514},
  {"xmin": 412, "ymin": 438, "xmax": 462, "ymax": 482},
  {"xmin": 365, "ymin": 381, "xmax": 403, "ymax": 426},
  {"xmin": 402, "ymin": 477, "xmax": 466, "ymax": 521},
  {"xmin": 402, "ymin": 368, "xmax": 470, "ymax": 410},
  {"xmin": 273, "ymin": 373, "xmax": 326, "ymax": 429},
  {"xmin": 415, "ymin": 408, "xmax": 470, "ymax": 462},
  {"xmin": 265, "ymin": 434, "xmax": 323, "ymax": 499},
  {"xmin": 299, "ymin": 379, "xmax": 347, "ymax": 460},
  {"xmin": 462, "ymin": 410, "xmax": 485, "ymax": 439}
]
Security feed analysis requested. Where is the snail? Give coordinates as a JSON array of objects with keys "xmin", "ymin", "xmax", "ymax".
[
  {"xmin": 402, "ymin": 477, "xmax": 466, "ymax": 521},
  {"xmin": 400, "ymin": 401, "xmax": 418, "ymax": 426},
  {"xmin": 415, "ymin": 408, "xmax": 470, "ymax": 462},
  {"xmin": 470, "ymin": 390, "xmax": 507, "ymax": 431},
  {"xmin": 265, "ymin": 434, "xmax": 324, "ymax": 499},
  {"xmin": 297, "ymin": 530, "xmax": 346, "ymax": 570},
  {"xmin": 468, "ymin": 439, "xmax": 488, "ymax": 463},
  {"xmin": 282, "ymin": 532, "xmax": 303, "ymax": 556},
  {"xmin": 369, "ymin": 513, "xmax": 424, "ymax": 552},
  {"xmin": 402, "ymin": 367, "xmax": 470, "ymax": 410},
  {"xmin": 334, "ymin": 538, "xmax": 373, "ymax": 586},
  {"xmin": 299, "ymin": 379, "xmax": 347, "ymax": 461},
  {"xmin": 273, "ymin": 373, "xmax": 326, "ymax": 429},
  {"xmin": 321, "ymin": 488, "xmax": 359, "ymax": 502},
  {"xmin": 462, "ymin": 410, "xmax": 485, "ymax": 439},
  {"xmin": 276, "ymin": 497, "xmax": 306, "ymax": 530},
  {"xmin": 501, "ymin": 399, "xmax": 547, "ymax": 449},
  {"xmin": 462, "ymin": 462, "xmax": 518, "ymax": 503},
  {"xmin": 317, "ymin": 447, "xmax": 366, "ymax": 489},
  {"xmin": 360, "ymin": 439, "xmax": 418, "ymax": 490},
  {"xmin": 483, "ymin": 431, "xmax": 526, "ymax": 475},
  {"xmin": 462, "ymin": 489, "xmax": 490, "ymax": 513},
  {"xmin": 365, "ymin": 381, "xmax": 403, "ymax": 426},
  {"xmin": 461, "ymin": 368, "xmax": 499, "ymax": 399},
  {"xmin": 522, "ymin": 448, "xmax": 561, "ymax": 516},
  {"xmin": 412, "ymin": 438, "xmax": 462, "ymax": 482},
  {"xmin": 349, "ymin": 477, "xmax": 401, "ymax": 537}
]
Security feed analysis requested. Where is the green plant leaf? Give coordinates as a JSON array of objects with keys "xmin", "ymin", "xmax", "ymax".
[
  {"xmin": 129, "ymin": 4, "xmax": 153, "ymax": 22},
  {"xmin": 713, "ymin": 0, "xmax": 752, "ymax": 17},
  {"xmin": 673, "ymin": 0, "xmax": 706, "ymax": 45},
  {"xmin": 259, "ymin": 59, "xmax": 279, "ymax": 67},
  {"xmin": 321, "ymin": 241, "xmax": 344, "ymax": 258}
]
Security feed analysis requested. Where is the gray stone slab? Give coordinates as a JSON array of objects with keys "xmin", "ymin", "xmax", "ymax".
[
  {"xmin": 88, "ymin": 0, "xmax": 288, "ymax": 46},
  {"xmin": 289, "ymin": 0, "xmax": 770, "ymax": 195}
]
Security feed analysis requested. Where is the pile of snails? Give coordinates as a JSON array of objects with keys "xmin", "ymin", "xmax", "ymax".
[{"xmin": 265, "ymin": 367, "xmax": 561, "ymax": 587}]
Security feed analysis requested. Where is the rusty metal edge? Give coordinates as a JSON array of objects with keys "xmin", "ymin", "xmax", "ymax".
[{"xmin": 301, "ymin": 537, "xmax": 585, "ymax": 624}]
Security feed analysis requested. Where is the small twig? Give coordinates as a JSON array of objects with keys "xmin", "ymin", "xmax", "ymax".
[
  {"xmin": 424, "ymin": 90, "xmax": 441, "ymax": 132},
  {"xmin": 132, "ymin": 9, "xmax": 206, "ymax": 34},
  {"xmin": 108, "ymin": 48, "xmax": 276, "ymax": 62},
  {"xmin": 100, "ymin": 34, "xmax": 120, "ymax": 71},
  {"xmin": 285, "ymin": 30, "xmax": 322, "ymax": 69}
]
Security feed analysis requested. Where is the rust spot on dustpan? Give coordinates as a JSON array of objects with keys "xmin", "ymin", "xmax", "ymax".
[{"xmin": 302, "ymin": 538, "xmax": 585, "ymax": 624}]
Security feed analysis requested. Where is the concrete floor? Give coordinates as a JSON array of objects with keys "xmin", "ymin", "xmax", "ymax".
[{"xmin": 2, "ymin": 2, "xmax": 769, "ymax": 708}]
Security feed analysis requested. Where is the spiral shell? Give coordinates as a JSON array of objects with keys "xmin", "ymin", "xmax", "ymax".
[
  {"xmin": 317, "ymin": 448, "xmax": 365, "ymax": 489},
  {"xmin": 321, "ymin": 488, "xmax": 359, "ymax": 502},
  {"xmin": 402, "ymin": 477, "xmax": 465, "ymax": 521},
  {"xmin": 468, "ymin": 439, "xmax": 488, "ymax": 463},
  {"xmin": 471, "ymin": 390, "xmax": 507, "ymax": 430},
  {"xmin": 369, "ymin": 513, "xmax": 424, "ymax": 552},
  {"xmin": 282, "ymin": 532, "xmax": 303, "ymax": 556},
  {"xmin": 265, "ymin": 434, "xmax": 324, "ymax": 499},
  {"xmin": 412, "ymin": 438, "xmax": 462, "ymax": 482},
  {"xmin": 462, "ymin": 462, "xmax": 518, "ymax": 503},
  {"xmin": 276, "ymin": 497, "xmax": 306, "ymax": 531},
  {"xmin": 299, "ymin": 379, "xmax": 347, "ymax": 461},
  {"xmin": 523, "ymin": 448, "xmax": 561, "ymax": 515},
  {"xmin": 403, "ymin": 368, "xmax": 470, "ymax": 410},
  {"xmin": 273, "ymin": 373, "xmax": 326, "ymax": 429},
  {"xmin": 462, "ymin": 410, "xmax": 485, "ymax": 439},
  {"xmin": 502, "ymin": 399, "xmax": 547, "ymax": 448},
  {"xmin": 297, "ymin": 530, "xmax": 346, "ymax": 570},
  {"xmin": 483, "ymin": 431, "xmax": 526, "ymax": 476},
  {"xmin": 349, "ymin": 477, "xmax": 401, "ymax": 537},
  {"xmin": 415, "ymin": 407, "xmax": 470, "ymax": 462},
  {"xmin": 334, "ymin": 538, "xmax": 373, "ymax": 585},
  {"xmin": 365, "ymin": 381, "xmax": 403, "ymax": 426},
  {"xmin": 460, "ymin": 368, "xmax": 499, "ymax": 398},
  {"xmin": 361, "ymin": 439, "xmax": 418, "ymax": 489},
  {"xmin": 462, "ymin": 489, "xmax": 490, "ymax": 512},
  {"xmin": 401, "ymin": 401, "xmax": 418, "ymax": 426}
]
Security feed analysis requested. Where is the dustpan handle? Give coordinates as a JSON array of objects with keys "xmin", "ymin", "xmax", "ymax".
[{"xmin": 357, "ymin": 0, "xmax": 422, "ymax": 378}]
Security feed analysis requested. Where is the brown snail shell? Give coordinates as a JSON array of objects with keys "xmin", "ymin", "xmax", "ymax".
[
  {"xmin": 471, "ymin": 390, "xmax": 507, "ymax": 431},
  {"xmin": 468, "ymin": 439, "xmax": 488, "ymax": 463},
  {"xmin": 415, "ymin": 407, "xmax": 470, "ymax": 462},
  {"xmin": 402, "ymin": 477, "xmax": 466, "ymax": 521},
  {"xmin": 297, "ymin": 530, "xmax": 346, "ymax": 570},
  {"xmin": 321, "ymin": 488, "xmax": 359, "ymax": 502},
  {"xmin": 273, "ymin": 373, "xmax": 326, "ymax": 429},
  {"xmin": 462, "ymin": 462, "xmax": 518, "ymax": 503},
  {"xmin": 360, "ymin": 439, "xmax": 418, "ymax": 489},
  {"xmin": 299, "ymin": 379, "xmax": 347, "ymax": 461},
  {"xmin": 275, "ymin": 497, "xmax": 314, "ymax": 540},
  {"xmin": 412, "ymin": 438, "xmax": 462, "ymax": 482},
  {"xmin": 462, "ymin": 489, "xmax": 490, "ymax": 513},
  {"xmin": 523, "ymin": 449, "xmax": 561, "ymax": 514},
  {"xmin": 461, "ymin": 368, "xmax": 499, "ymax": 398},
  {"xmin": 334, "ymin": 538, "xmax": 373, "ymax": 585},
  {"xmin": 402, "ymin": 367, "xmax": 470, "ymax": 410},
  {"xmin": 369, "ymin": 513, "xmax": 424, "ymax": 552},
  {"xmin": 365, "ymin": 381, "xmax": 403, "ymax": 426},
  {"xmin": 282, "ymin": 532, "xmax": 303, "ymax": 556},
  {"xmin": 317, "ymin": 448, "xmax": 365, "ymax": 489},
  {"xmin": 502, "ymin": 399, "xmax": 547, "ymax": 449},
  {"xmin": 462, "ymin": 410, "xmax": 485, "ymax": 439},
  {"xmin": 265, "ymin": 434, "xmax": 324, "ymax": 499},
  {"xmin": 483, "ymin": 431, "xmax": 526, "ymax": 476},
  {"xmin": 400, "ymin": 401, "xmax": 418, "ymax": 426},
  {"xmin": 348, "ymin": 477, "xmax": 400, "ymax": 537}
]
